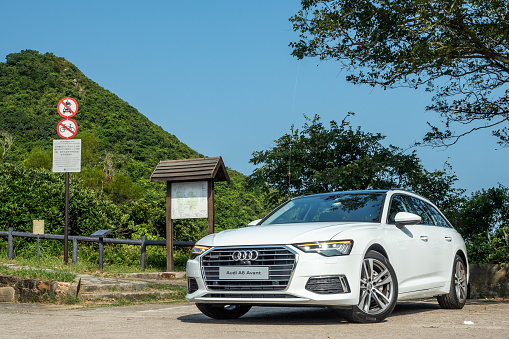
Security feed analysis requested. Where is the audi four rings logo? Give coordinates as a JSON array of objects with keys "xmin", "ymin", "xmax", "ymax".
[{"xmin": 232, "ymin": 250, "xmax": 259, "ymax": 261}]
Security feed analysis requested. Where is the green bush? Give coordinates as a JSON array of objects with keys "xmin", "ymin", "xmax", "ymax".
[
  {"xmin": 467, "ymin": 227, "xmax": 509, "ymax": 265},
  {"xmin": 0, "ymin": 163, "xmax": 121, "ymax": 237},
  {"xmin": 0, "ymin": 162, "xmax": 271, "ymax": 270}
]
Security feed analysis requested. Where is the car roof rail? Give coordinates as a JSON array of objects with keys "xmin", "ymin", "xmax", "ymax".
[{"xmin": 390, "ymin": 188, "xmax": 416, "ymax": 194}]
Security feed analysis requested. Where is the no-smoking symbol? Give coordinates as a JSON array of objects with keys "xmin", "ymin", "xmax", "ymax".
[{"xmin": 56, "ymin": 97, "xmax": 79, "ymax": 139}]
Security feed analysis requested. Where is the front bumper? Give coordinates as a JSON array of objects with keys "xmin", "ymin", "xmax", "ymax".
[{"xmin": 186, "ymin": 245, "xmax": 362, "ymax": 307}]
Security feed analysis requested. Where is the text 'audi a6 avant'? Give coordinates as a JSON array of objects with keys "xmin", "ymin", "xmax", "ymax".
[{"xmin": 186, "ymin": 189, "xmax": 468, "ymax": 323}]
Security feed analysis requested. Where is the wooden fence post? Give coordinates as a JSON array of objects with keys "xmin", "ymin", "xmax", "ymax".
[
  {"xmin": 72, "ymin": 238, "xmax": 78, "ymax": 264},
  {"xmin": 166, "ymin": 182, "xmax": 174, "ymax": 272},
  {"xmin": 140, "ymin": 236, "xmax": 146, "ymax": 270},
  {"xmin": 98, "ymin": 236, "xmax": 104, "ymax": 270},
  {"xmin": 7, "ymin": 226, "xmax": 13, "ymax": 259}
]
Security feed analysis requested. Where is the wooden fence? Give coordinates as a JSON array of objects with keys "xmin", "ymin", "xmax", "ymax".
[{"xmin": 0, "ymin": 226, "xmax": 195, "ymax": 270}]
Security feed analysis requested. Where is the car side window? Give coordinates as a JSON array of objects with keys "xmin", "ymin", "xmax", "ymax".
[
  {"xmin": 387, "ymin": 194, "xmax": 412, "ymax": 224},
  {"xmin": 427, "ymin": 204, "xmax": 451, "ymax": 227},
  {"xmin": 408, "ymin": 197, "xmax": 436, "ymax": 226}
]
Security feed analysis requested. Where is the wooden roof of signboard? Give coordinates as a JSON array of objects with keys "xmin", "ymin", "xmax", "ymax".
[{"xmin": 150, "ymin": 157, "xmax": 230, "ymax": 184}]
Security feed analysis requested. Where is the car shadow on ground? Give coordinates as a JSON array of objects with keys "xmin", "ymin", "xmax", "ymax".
[{"xmin": 178, "ymin": 300, "xmax": 441, "ymax": 325}]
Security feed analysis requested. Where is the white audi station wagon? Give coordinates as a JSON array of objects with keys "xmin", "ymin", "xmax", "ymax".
[{"xmin": 186, "ymin": 189, "xmax": 468, "ymax": 323}]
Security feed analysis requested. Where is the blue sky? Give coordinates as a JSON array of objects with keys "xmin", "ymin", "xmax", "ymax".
[{"xmin": 0, "ymin": 0, "xmax": 505, "ymax": 194}]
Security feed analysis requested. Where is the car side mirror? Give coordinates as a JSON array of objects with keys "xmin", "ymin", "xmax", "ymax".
[
  {"xmin": 247, "ymin": 219, "xmax": 262, "ymax": 226},
  {"xmin": 394, "ymin": 212, "xmax": 421, "ymax": 228}
]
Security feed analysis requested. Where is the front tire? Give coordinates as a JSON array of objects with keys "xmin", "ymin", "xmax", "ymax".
[
  {"xmin": 338, "ymin": 250, "xmax": 398, "ymax": 323},
  {"xmin": 437, "ymin": 254, "xmax": 467, "ymax": 309},
  {"xmin": 196, "ymin": 303, "xmax": 252, "ymax": 319}
]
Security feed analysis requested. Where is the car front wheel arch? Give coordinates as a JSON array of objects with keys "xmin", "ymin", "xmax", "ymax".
[{"xmin": 365, "ymin": 244, "xmax": 389, "ymax": 261}]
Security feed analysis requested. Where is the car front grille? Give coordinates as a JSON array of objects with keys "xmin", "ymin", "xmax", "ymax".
[{"xmin": 201, "ymin": 246, "xmax": 297, "ymax": 291}]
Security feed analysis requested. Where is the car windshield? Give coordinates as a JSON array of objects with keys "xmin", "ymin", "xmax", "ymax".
[{"xmin": 261, "ymin": 193, "xmax": 385, "ymax": 225}]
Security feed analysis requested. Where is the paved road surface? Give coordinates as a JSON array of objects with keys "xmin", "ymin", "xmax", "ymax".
[{"xmin": 1, "ymin": 300, "xmax": 508, "ymax": 338}]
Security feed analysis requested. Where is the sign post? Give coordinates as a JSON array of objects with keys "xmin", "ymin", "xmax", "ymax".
[{"xmin": 53, "ymin": 97, "xmax": 80, "ymax": 265}]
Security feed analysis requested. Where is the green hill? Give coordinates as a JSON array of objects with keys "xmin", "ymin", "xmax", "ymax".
[
  {"xmin": 0, "ymin": 51, "xmax": 269, "ymax": 263},
  {"xmin": 0, "ymin": 50, "xmax": 199, "ymax": 179}
]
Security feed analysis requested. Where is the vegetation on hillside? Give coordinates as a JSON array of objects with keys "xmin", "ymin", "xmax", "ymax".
[{"xmin": 0, "ymin": 50, "xmax": 198, "ymax": 180}]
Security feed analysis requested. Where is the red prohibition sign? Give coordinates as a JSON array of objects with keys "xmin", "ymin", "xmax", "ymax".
[
  {"xmin": 57, "ymin": 118, "xmax": 78, "ymax": 139},
  {"xmin": 57, "ymin": 97, "xmax": 78, "ymax": 118}
]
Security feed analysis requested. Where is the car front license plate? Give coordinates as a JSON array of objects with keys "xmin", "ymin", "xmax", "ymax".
[{"xmin": 219, "ymin": 266, "xmax": 269, "ymax": 280}]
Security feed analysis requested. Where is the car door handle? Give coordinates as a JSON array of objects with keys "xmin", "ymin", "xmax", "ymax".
[
  {"xmin": 420, "ymin": 236, "xmax": 429, "ymax": 242},
  {"xmin": 445, "ymin": 237, "xmax": 452, "ymax": 242}
]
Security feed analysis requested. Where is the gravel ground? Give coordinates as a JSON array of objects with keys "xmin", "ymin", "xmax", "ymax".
[{"xmin": 0, "ymin": 299, "xmax": 508, "ymax": 338}]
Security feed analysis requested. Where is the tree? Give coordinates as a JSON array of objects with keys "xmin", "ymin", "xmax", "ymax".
[
  {"xmin": 23, "ymin": 147, "xmax": 52, "ymax": 169},
  {"xmin": 448, "ymin": 185, "xmax": 509, "ymax": 241},
  {"xmin": 446, "ymin": 185, "xmax": 509, "ymax": 264},
  {"xmin": 104, "ymin": 173, "xmax": 143, "ymax": 204},
  {"xmin": 248, "ymin": 114, "xmax": 463, "ymax": 208},
  {"xmin": 290, "ymin": 0, "xmax": 509, "ymax": 147},
  {"xmin": 0, "ymin": 130, "xmax": 14, "ymax": 162}
]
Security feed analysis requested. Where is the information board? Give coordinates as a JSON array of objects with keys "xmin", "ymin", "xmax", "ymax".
[
  {"xmin": 171, "ymin": 181, "xmax": 208, "ymax": 219},
  {"xmin": 33, "ymin": 220, "xmax": 45, "ymax": 235},
  {"xmin": 52, "ymin": 139, "xmax": 81, "ymax": 173}
]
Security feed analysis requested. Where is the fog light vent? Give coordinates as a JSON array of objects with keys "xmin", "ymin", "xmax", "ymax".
[
  {"xmin": 188, "ymin": 278, "xmax": 199, "ymax": 294},
  {"xmin": 305, "ymin": 276, "xmax": 350, "ymax": 294}
]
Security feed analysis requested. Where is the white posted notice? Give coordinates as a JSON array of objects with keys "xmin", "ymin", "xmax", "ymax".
[
  {"xmin": 52, "ymin": 139, "xmax": 81, "ymax": 173},
  {"xmin": 171, "ymin": 181, "xmax": 208, "ymax": 219}
]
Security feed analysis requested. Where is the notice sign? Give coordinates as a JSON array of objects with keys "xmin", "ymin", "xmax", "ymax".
[
  {"xmin": 33, "ymin": 220, "xmax": 45, "ymax": 235},
  {"xmin": 52, "ymin": 139, "xmax": 81, "ymax": 173},
  {"xmin": 171, "ymin": 181, "xmax": 208, "ymax": 219}
]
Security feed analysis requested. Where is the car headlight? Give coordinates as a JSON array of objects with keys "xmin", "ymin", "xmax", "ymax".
[
  {"xmin": 294, "ymin": 240, "xmax": 353, "ymax": 257},
  {"xmin": 189, "ymin": 245, "xmax": 210, "ymax": 260}
]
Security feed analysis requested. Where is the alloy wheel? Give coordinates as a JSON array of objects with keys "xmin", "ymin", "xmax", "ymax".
[
  {"xmin": 454, "ymin": 260, "xmax": 467, "ymax": 303},
  {"xmin": 359, "ymin": 257, "xmax": 395, "ymax": 315}
]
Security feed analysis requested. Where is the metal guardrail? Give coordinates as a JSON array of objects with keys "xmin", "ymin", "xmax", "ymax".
[{"xmin": 0, "ymin": 226, "xmax": 195, "ymax": 270}]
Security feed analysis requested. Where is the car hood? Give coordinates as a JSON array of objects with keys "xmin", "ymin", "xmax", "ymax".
[{"xmin": 196, "ymin": 222, "xmax": 379, "ymax": 247}]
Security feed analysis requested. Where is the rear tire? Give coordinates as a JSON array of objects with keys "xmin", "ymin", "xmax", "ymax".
[
  {"xmin": 338, "ymin": 250, "xmax": 398, "ymax": 323},
  {"xmin": 196, "ymin": 303, "xmax": 252, "ymax": 319},
  {"xmin": 437, "ymin": 255, "xmax": 467, "ymax": 309}
]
